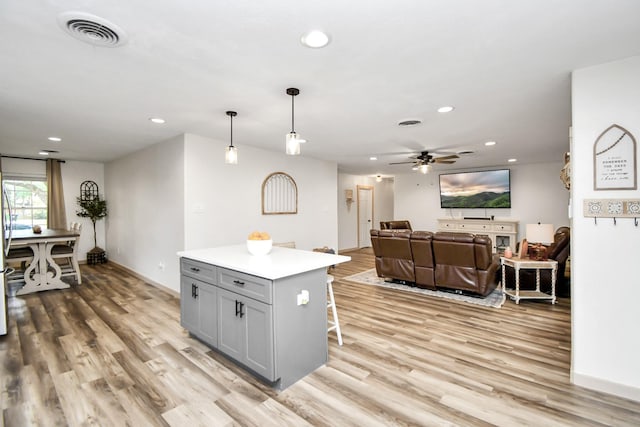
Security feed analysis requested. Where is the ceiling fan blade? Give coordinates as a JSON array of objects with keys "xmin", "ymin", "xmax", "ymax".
[
  {"xmin": 389, "ymin": 161, "xmax": 417, "ymax": 165},
  {"xmin": 435, "ymin": 154, "xmax": 460, "ymax": 161},
  {"xmin": 434, "ymin": 159, "xmax": 457, "ymax": 164}
]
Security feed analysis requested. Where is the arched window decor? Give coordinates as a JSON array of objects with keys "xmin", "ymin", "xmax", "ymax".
[
  {"xmin": 262, "ymin": 172, "xmax": 298, "ymax": 215},
  {"xmin": 80, "ymin": 180, "xmax": 99, "ymax": 201}
]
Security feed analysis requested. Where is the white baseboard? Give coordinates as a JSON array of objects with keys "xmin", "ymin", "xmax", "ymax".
[
  {"xmin": 572, "ymin": 372, "xmax": 640, "ymax": 402},
  {"xmin": 107, "ymin": 260, "xmax": 179, "ymax": 298}
]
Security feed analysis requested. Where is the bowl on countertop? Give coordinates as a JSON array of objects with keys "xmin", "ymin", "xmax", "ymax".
[{"xmin": 246, "ymin": 239, "xmax": 273, "ymax": 256}]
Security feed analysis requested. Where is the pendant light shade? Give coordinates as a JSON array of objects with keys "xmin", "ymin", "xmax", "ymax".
[
  {"xmin": 225, "ymin": 110, "xmax": 238, "ymax": 164},
  {"xmin": 286, "ymin": 132, "xmax": 301, "ymax": 155},
  {"xmin": 285, "ymin": 87, "xmax": 303, "ymax": 155}
]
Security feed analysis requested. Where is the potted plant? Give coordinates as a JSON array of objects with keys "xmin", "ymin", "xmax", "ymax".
[{"xmin": 76, "ymin": 193, "xmax": 108, "ymax": 263}]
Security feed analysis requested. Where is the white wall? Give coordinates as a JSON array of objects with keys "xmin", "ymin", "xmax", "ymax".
[
  {"xmin": 571, "ymin": 55, "xmax": 640, "ymax": 401},
  {"xmin": 105, "ymin": 135, "xmax": 185, "ymax": 292},
  {"xmin": 184, "ymin": 134, "xmax": 339, "ymax": 253},
  {"xmin": 1, "ymin": 157, "xmax": 105, "ymax": 261},
  {"xmin": 337, "ymin": 174, "xmax": 394, "ymax": 251},
  {"xmin": 61, "ymin": 161, "xmax": 106, "ymax": 260},
  {"xmin": 394, "ymin": 162, "xmax": 570, "ymax": 241}
]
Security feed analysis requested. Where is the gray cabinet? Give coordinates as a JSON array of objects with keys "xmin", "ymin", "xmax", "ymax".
[
  {"xmin": 180, "ymin": 256, "xmax": 329, "ymax": 390},
  {"xmin": 180, "ymin": 262, "xmax": 218, "ymax": 348},
  {"xmin": 218, "ymin": 287, "xmax": 274, "ymax": 380}
]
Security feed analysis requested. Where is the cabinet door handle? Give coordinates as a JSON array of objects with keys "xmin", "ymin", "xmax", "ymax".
[
  {"xmin": 190, "ymin": 267, "xmax": 200, "ymax": 272},
  {"xmin": 239, "ymin": 302, "xmax": 245, "ymax": 318},
  {"xmin": 191, "ymin": 283, "xmax": 198, "ymax": 298},
  {"xmin": 233, "ymin": 280, "xmax": 245, "ymax": 286},
  {"xmin": 235, "ymin": 300, "xmax": 240, "ymax": 317}
]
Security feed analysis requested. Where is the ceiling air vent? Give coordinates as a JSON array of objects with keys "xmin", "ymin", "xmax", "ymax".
[
  {"xmin": 398, "ymin": 119, "xmax": 422, "ymax": 127},
  {"xmin": 57, "ymin": 12, "xmax": 127, "ymax": 47}
]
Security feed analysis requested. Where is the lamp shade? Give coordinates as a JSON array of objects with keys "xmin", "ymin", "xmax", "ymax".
[{"xmin": 525, "ymin": 223, "xmax": 554, "ymax": 244}]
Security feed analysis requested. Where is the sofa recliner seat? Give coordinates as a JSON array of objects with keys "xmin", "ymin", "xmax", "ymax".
[
  {"xmin": 374, "ymin": 230, "xmax": 415, "ymax": 283},
  {"xmin": 432, "ymin": 232, "xmax": 499, "ymax": 297}
]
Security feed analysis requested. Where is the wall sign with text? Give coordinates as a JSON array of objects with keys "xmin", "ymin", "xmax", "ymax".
[{"xmin": 593, "ymin": 124, "xmax": 637, "ymax": 190}]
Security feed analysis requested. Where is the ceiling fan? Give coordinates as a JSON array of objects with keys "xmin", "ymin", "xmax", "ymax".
[{"xmin": 389, "ymin": 151, "xmax": 459, "ymax": 173}]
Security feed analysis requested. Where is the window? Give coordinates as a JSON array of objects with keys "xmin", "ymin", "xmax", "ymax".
[{"xmin": 3, "ymin": 178, "xmax": 47, "ymax": 230}]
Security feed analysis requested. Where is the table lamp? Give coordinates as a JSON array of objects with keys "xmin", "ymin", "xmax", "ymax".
[{"xmin": 525, "ymin": 223, "xmax": 554, "ymax": 260}]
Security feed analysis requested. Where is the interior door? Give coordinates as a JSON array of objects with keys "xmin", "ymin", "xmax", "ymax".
[{"xmin": 357, "ymin": 186, "xmax": 374, "ymax": 248}]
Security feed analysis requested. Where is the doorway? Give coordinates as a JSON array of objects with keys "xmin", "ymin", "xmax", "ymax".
[{"xmin": 357, "ymin": 185, "xmax": 374, "ymax": 248}]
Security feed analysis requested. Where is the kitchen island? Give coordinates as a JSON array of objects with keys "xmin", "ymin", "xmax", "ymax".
[{"xmin": 177, "ymin": 244, "xmax": 350, "ymax": 390}]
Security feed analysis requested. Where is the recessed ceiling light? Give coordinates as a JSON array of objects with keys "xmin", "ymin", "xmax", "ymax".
[
  {"xmin": 437, "ymin": 106, "xmax": 455, "ymax": 113},
  {"xmin": 301, "ymin": 30, "xmax": 330, "ymax": 48},
  {"xmin": 485, "ymin": 141, "xmax": 496, "ymax": 146},
  {"xmin": 508, "ymin": 158, "xmax": 517, "ymax": 163},
  {"xmin": 369, "ymin": 156, "xmax": 378, "ymax": 161},
  {"xmin": 398, "ymin": 119, "xmax": 422, "ymax": 127},
  {"xmin": 149, "ymin": 117, "xmax": 165, "ymax": 124},
  {"xmin": 48, "ymin": 136, "xmax": 62, "ymax": 142},
  {"xmin": 39, "ymin": 149, "xmax": 59, "ymax": 156}
]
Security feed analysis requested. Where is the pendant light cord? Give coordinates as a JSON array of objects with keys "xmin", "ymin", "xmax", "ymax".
[
  {"xmin": 291, "ymin": 94, "xmax": 295, "ymax": 133},
  {"xmin": 230, "ymin": 114, "xmax": 234, "ymax": 147}
]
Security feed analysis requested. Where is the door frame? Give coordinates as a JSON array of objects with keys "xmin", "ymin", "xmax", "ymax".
[{"xmin": 356, "ymin": 185, "xmax": 374, "ymax": 248}]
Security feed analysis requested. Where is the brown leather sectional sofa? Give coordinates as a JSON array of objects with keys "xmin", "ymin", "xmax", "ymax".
[{"xmin": 370, "ymin": 229, "xmax": 500, "ymax": 297}]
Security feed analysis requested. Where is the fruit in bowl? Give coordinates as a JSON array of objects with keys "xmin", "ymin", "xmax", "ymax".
[{"xmin": 247, "ymin": 231, "xmax": 272, "ymax": 255}]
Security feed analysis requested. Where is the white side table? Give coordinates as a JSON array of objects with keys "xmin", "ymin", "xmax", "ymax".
[{"xmin": 501, "ymin": 257, "xmax": 557, "ymax": 304}]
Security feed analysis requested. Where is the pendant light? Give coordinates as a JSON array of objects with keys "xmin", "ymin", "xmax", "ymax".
[
  {"xmin": 285, "ymin": 87, "xmax": 305, "ymax": 155},
  {"xmin": 225, "ymin": 110, "xmax": 238, "ymax": 164}
]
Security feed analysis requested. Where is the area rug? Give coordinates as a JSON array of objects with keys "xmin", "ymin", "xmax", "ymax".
[{"xmin": 343, "ymin": 269, "xmax": 505, "ymax": 308}]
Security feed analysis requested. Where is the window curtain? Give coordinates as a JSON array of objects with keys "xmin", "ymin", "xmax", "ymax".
[{"xmin": 46, "ymin": 159, "xmax": 67, "ymax": 229}]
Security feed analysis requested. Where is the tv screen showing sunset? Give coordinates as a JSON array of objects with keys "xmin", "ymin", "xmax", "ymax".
[{"xmin": 439, "ymin": 169, "xmax": 511, "ymax": 208}]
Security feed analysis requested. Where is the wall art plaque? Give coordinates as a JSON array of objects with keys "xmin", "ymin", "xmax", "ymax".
[{"xmin": 593, "ymin": 124, "xmax": 637, "ymax": 190}]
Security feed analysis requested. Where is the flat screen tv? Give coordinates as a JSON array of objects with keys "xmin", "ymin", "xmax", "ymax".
[{"xmin": 439, "ymin": 169, "xmax": 511, "ymax": 209}]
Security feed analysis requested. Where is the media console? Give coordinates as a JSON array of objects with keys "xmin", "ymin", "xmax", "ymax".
[{"xmin": 437, "ymin": 218, "xmax": 519, "ymax": 254}]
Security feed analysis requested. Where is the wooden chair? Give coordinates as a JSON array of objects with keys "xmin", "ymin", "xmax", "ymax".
[
  {"xmin": 5, "ymin": 244, "xmax": 34, "ymax": 285},
  {"xmin": 51, "ymin": 223, "xmax": 82, "ymax": 284},
  {"xmin": 313, "ymin": 246, "xmax": 343, "ymax": 346},
  {"xmin": 326, "ymin": 274, "xmax": 343, "ymax": 346}
]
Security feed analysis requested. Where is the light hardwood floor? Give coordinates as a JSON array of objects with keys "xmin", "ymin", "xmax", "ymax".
[{"xmin": 2, "ymin": 249, "xmax": 640, "ymax": 426}]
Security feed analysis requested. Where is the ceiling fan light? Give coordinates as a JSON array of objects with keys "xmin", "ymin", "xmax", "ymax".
[
  {"xmin": 286, "ymin": 132, "xmax": 301, "ymax": 155},
  {"xmin": 419, "ymin": 163, "xmax": 432, "ymax": 174}
]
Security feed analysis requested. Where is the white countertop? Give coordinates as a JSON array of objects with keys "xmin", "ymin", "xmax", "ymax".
[{"xmin": 177, "ymin": 244, "xmax": 351, "ymax": 280}]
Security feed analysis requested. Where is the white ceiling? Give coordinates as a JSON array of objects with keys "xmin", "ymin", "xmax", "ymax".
[{"xmin": 2, "ymin": 0, "xmax": 640, "ymax": 176}]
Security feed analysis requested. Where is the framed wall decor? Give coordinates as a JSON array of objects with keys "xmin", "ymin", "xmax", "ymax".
[
  {"xmin": 261, "ymin": 172, "xmax": 298, "ymax": 215},
  {"xmin": 593, "ymin": 124, "xmax": 637, "ymax": 190}
]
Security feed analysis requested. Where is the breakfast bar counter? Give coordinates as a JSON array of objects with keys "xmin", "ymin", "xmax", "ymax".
[
  {"xmin": 177, "ymin": 245, "xmax": 350, "ymax": 390},
  {"xmin": 178, "ymin": 244, "xmax": 350, "ymax": 280}
]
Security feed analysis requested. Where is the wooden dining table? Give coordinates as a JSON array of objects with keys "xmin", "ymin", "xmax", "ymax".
[{"xmin": 9, "ymin": 228, "xmax": 80, "ymax": 295}]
